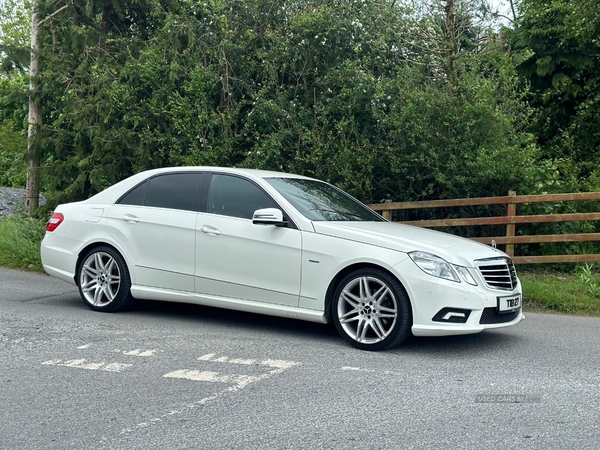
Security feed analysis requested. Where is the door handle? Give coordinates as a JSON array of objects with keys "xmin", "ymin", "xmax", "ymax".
[
  {"xmin": 122, "ymin": 214, "xmax": 140, "ymax": 223},
  {"xmin": 200, "ymin": 225, "xmax": 221, "ymax": 235}
]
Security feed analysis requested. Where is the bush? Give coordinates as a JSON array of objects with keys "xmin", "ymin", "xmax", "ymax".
[{"xmin": 0, "ymin": 215, "xmax": 46, "ymax": 271}]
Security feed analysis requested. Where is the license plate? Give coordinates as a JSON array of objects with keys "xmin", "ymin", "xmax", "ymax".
[{"xmin": 497, "ymin": 294, "xmax": 521, "ymax": 313}]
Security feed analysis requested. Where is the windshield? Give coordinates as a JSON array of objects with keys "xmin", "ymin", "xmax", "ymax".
[{"xmin": 266, "ymin": 178, "xmax": 384, "ymax": 222}]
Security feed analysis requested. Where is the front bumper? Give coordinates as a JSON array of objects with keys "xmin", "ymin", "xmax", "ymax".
[
  {"xmin": 411, "ymin": 310, "xmax": 524, "ymax": 336},
  {"xmin": 392, "ymin": 258, "xmax": 524, "ymax": 337}
]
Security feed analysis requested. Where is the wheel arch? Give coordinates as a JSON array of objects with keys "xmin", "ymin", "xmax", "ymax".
[
  {"xmin": 75, "ymin": 242, "xmax": 130, "ymax": 286},
  {"xmin": 323, "ymin": 262, "xmax": 413, "ymax": 323}
]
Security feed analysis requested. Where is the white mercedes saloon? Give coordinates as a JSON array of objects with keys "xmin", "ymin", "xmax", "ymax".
[{"xmin": 41, "ymin": 167, "xmax": 523, "ymax": 350}]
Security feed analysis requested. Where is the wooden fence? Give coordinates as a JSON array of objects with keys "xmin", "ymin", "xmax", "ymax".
[{"xmin": 368, "ymin": 192, "xmax": 600, "ymax": 264}]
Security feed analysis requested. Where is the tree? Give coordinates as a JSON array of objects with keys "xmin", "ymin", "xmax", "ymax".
[
  {"xmin": 31, "ymin": 0, "xmax": 159, "ymax": 205},
  {"xmin": 0, "ymin": 0, "xmax": 29, "ymax": 188},
  {"xmin": 0, "ymin": 0, "xmax": 73, "ymax": 214},
  {"xmin": 0, "ymin": 0, "xmax": 30, "ymax": 74},
  {"xmin": 509, "ymin": 0, "xmax": 600, "ymax": 189},
  {"xmin": 24, "ymin": 0, "xmax": 537, "ymax": 209},
  {"xmin": 25, "ymin": 0, "xmax": 42, "ymax": 215}
]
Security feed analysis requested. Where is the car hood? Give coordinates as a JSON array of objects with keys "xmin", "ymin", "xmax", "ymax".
[{"xmin": 311, "ymin": 221, "xmax": 506, "ymax": 267}]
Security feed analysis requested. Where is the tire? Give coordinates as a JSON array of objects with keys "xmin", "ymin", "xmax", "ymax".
[
  {"xmin": 332, "ymin": 268, "xmax": 412, "ymax": 351},
  {"xmin": 77, "ymin": 246, "xmax": 134, "ymax": 312}
]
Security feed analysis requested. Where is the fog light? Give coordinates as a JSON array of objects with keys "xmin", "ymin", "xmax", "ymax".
[
  {"xmin": 432, "ymin": 308, "xmax": 471, "ymax": 323},
  {"xmin": 443, "ymin": 312, "xmax": 466, "ymax": 320}
]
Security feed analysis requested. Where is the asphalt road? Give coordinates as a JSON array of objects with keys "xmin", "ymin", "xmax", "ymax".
[{"xmin": 1, "ymin": 267, "xmax": 599, "ymax": 449}]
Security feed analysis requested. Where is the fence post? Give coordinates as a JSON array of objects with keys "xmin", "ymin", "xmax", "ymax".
[
  {"xmin": 505, "ymin": 191, "xmax": 517, "ymax": 257},
  {"xmin": 381, "ymin": 200, "xmax": 392, "ymax": 221}
]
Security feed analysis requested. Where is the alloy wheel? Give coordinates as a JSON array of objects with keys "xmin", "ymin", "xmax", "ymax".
[
  {"xmin": 336, "ymin": 275, "xmax": 399, "ymax": 345},
  {"xmin": 79, "ymin": 251, "xmax": 122, "ymax": 307}
]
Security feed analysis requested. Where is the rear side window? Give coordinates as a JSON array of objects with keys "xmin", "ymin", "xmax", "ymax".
[
  {"xmin": 118, "ymin": 173, "xmax": 203, "ymax": 211},
  {"xmin": 118, "ymin": 181, "xmax": 148, "ymax": 206}
]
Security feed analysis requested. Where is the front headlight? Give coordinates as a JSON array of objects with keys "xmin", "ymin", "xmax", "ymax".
[{"xmin": 409, "ymin": 251, "xmax": 460, "ymax": 283}]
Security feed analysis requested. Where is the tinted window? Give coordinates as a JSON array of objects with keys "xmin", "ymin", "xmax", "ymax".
[
  {"xmin": 266, "ymin": 178, "xmax": 384, "ymax": 221},
  {"xmin": 143, "ymin": 173, "xmax": 202, "ymax": 211},
  {"xmin": 118, "ymin": 180, "xmax": 148, "ymax": 206},
  {"xmin": 208, "ymin": 174, "xmax": 277, "ymax": 219}
]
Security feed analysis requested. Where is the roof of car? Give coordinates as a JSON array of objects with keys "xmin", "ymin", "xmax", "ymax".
[
  {"xmin": 139, "ymin": 166, "xmax": 314, "ymax": 180},
  {"xmin": 85, "ymin": 166, "xmax": 317, "ymax": 205}
]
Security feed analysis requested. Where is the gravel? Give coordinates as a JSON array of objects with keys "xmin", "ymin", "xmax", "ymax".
[{"xmin": 0, "ymin": 188, "xmax": 46, "ymax": 218}]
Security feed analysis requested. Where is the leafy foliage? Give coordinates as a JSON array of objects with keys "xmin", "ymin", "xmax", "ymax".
[
  {"xmin": 0, "ymin": 0, "xmax": 598, "ymax": 264},
  {"xmin": 509, "ymin": 0, "xmax": 600, "ymax": 186},
  {"xmin": 0, "ymin": 0, "xmax": 30, "ymax": 75},
  {"xmin": 0, "ymin": 76, "xmax": 28, "ymax": 187},
  {"xmin": 9, "ymin": 0, "xmax": 536, "ymax": 209},
  {"xmin": 0, "ymin": 0, "xmax": 29, "ymax": 187}
]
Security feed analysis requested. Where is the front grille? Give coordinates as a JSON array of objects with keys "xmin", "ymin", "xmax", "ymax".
[
  {"xmin": 475, "ymin": 258, "xmax": 518, "ymax": 290},
  {"xmin": 479, "ymin": 307, "xmax": 521, "ymax": 324}
]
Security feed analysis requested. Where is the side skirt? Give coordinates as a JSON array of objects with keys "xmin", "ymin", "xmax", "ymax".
[{"xmin": 130, "ymin": 285, "xmax": 329, "ymax": 324}]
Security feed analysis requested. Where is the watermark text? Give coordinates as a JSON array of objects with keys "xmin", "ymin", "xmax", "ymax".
[{"xmin": 475, "ymin": 394, "xmax": 542, "ymax": 404}]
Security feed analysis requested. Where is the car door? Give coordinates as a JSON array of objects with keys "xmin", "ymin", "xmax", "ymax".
[
  {"xmin": 195, "ymin": 173, "xmax": 302, "ymax": 307},
  {"xmin": 106, "ymin": 172, "xmax": 205, "ymax": 292}
]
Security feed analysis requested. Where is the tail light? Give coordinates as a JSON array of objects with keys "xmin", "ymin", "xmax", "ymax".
[{"xmin": 46, "ymin": 212, "xmax": 64, "ymax": 232}]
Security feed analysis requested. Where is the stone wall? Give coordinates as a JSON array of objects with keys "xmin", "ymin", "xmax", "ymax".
[{"xmin": 0, "ymin": 188, "xmax": 47, "ymax": 218}]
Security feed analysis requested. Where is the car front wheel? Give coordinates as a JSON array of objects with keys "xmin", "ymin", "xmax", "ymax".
[
  {"xmin": 332, "ymin": 268, "xmax": 412, "ymax": 351},
  {"xmin": 77, "ymin": 246, "xmax": 133, "ymax": 312}
]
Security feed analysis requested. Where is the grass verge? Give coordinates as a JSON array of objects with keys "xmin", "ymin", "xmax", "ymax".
[
  {"xmin": 0, "ymin": 215, "xmax": 46, "ymax": 271},
  {"xmin": 520, "ymin": 270, "xmax": 600, "ymax": 316}
]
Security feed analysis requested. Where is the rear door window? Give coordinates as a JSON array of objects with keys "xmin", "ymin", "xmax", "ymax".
[{"xmin": 118, "ymin": 173, "xmax": 204, "ymax": 211}]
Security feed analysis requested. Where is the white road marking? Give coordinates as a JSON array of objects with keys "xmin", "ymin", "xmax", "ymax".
[
  {"xmin": 77, "ymin": 344, "xmax": 92, "ymax": 349},
  {"xmin": 117, "ymin": 348, "xmax": 160, "ymax": 357},
  {"xmin": 121, "ymin": 354, "xmax": 301, "ymax": 435},
  {"xmin": 198, "ymin": 353, "xmax": 300, "ymax": 370},
  {"xmin": 42, "ymin": 359, "xmax": 132, "ymax": 372},
  {"xmin": 229, "ymin": 358, "xmax": 258, "ymax": 365},
  {"xmin": 163, "ymin": 370, "xmax": 261, "ymax": 387}
]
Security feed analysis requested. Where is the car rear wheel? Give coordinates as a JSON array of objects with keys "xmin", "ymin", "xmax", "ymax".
[
  {"xmin": 77, "ymin": 246, "xmax": 133, "ymax": 312},
  {"xmin": 332, "ymin": 268, "xmax": 412, "ymax": 351}
]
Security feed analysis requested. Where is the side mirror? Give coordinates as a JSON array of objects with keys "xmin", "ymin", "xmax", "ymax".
[{"xmin": 252, "ymin": 208, "xmax": 287, "ymax": 227}]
